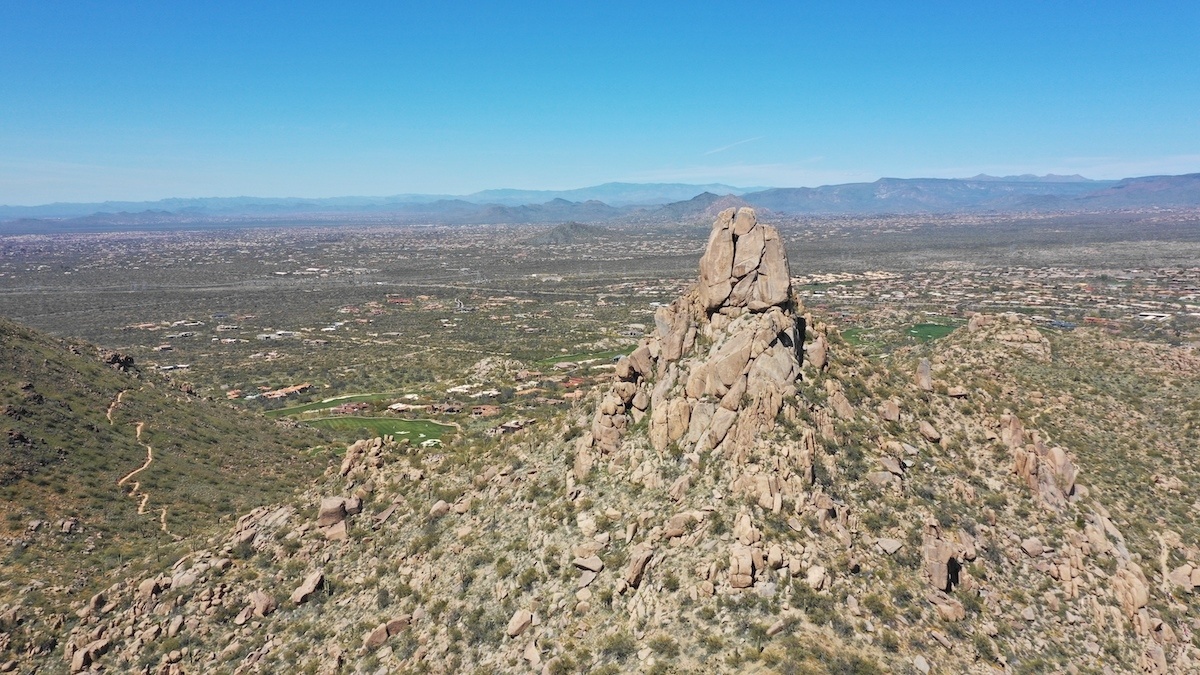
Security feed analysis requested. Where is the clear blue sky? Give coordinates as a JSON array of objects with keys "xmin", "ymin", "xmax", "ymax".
[{"xmin": 2, "ymin": 1, "xmax": 1198, "ymax": 204}]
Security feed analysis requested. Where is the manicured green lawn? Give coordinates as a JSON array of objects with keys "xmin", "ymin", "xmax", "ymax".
[
  {"xmin": 841, "ymin": 321, "xmax": 961, "ymax": 352},
  {"xmin": 842, "ymin": 327, "xmax": 868, "ymax": 345},
  {"xmin": 907, "ymin": 323, "xmax": 957, "ymax": 341},
  {"xmin": 264, "ymin": 392, "xmax": 406, "ymax": 418},
  {"xmin": 302, "ymin": 416, "xmax": 454, "ymax": 444}
]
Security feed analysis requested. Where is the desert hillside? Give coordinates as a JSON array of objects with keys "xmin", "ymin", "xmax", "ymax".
[{"xmin": 2, "ymin": 210, "xmax": 1199, "ymax": 674}]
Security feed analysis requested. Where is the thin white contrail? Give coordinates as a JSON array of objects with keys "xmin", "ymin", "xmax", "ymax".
[{"xmin": 703, "ymin": 136, "xmax": 765, "ymax": 156}]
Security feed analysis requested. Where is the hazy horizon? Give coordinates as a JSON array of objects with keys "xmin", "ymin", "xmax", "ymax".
[
  {"xmin": 0, "ymin": 174, "xmax": 1102, "ymax": 208},
  {"xmin": 0, "ymin": 173, "xmax": 1148, "ymax": 210}
]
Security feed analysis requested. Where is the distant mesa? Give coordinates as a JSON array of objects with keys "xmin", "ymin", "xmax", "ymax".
[
  {"xmin": 478, "ymin": 198, "xmax": 621, "ymax": 226},
  {"xmin": 463, "ymin": 181, "xmax": 763, "ymax": 207},
  {"xmin": 966, "ymin": 173, "xmax": 1096, "ymax": 183},
  {"xmin": 639, "ymin": 191, "xmax": 753, "ymax": 222},
  {"xmin": 1078, "ymin": 172, "xmax": 1200, "ymax": 207},
  {"xmin": 529, "ymin": 221, "xmax": 610, "ymax": 245}
]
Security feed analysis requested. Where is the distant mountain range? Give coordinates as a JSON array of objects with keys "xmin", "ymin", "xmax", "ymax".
[
  {"xmin": 0, "ymin": 182, "xmax": 761, "ymax": 221},
  {"xmin": 744, "ymin": 176, "xmax": 1117, "ymax": 214},
  {"xmin": 966, "ymin": 173, "xmax": 1096, "ymax": 183},
  {"xmin": 2, "ymin": 174, "xmax": 1198, "ymax": 233},
  {"xmin": 463, "ymin": 182, "xmax": 762, "ymax": 207}
]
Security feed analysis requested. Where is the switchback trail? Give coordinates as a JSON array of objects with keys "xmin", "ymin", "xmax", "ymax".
[
  {"xmin": 105, "ymin": 389, "xmax": 127, "ymax": 425},
  {"xmin": 116, "ymin": 420, "xmax": 176, "ymax": 536},
  {"xmin": 117, "ymin": 423, "xmax": 154, "ymax": 514}
]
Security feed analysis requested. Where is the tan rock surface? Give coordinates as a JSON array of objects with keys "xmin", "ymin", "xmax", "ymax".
[
  {"xmin": 290, "ymin": 570, "xmax": 324, "ymax": 604},
  {"xmin": 506, "ymin": 609, "xmax": 533, "ymax": 638}
]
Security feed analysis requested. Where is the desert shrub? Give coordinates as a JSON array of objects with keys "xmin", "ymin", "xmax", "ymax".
[
  {"xmin": 495, "ymin": 557, "xmax": 513, "ymax": 577},
  {"xmin": 599, "ymin": 631, "xmax": 636, "ymax": 662},
  {"xmin": 792, "ymin": 581, "xmax": 834, "ymax": 624},
  {"xmin": 661, "ymin": 570, "xmax": 680, "ymax": 592},
  {"xmin": 517, "ymin": 567, "xmax": 540, "ymax": 591},
  {"xmin": 861, "ymin": 592, "xmax": 894, "ymax": 620},
  {"xmin": 648, "ymin": 635, "xmax": 680, "ymax": 658}
]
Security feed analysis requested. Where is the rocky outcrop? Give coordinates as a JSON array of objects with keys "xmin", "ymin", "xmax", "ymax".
[
  {"xmin": 69, "ymin": 638, "xmax": 111, "ymax": 673},
  {"xmin": 578, "ymin": 208, "xmax": 805, "ymax": 480},
  {"xmin": 99, "ymin": 348, "xmax": 136, "ymax": 372},
  {"xmin": 1002, "ymin": 414, "xmax": 1077, "ymax": 511},
  {"xmin": 316, "ymin": 495, "xmax": 361, "ymax": 540},
  {"xmin": 969, "ymin": 312, "xmax": 1051, "ymax": 361},
  {"xmin": 1113, "ymin": 563, "xmax": 1150, "ymax": 619},
  {"xmin": 922, "ymin": 521, "xmax": 962, "ymax": 592},
  {"xmin": 698, "ymin": 208, "xmax": 790, "ymax": 312},
  {"xmin": 729, "ymin": 545, "xmax": 755, "ymax": 589},
  {"xmin": 916, "ymin": 358, "xmax": 933, "ymax": 391},
  {"xmin": 19, "ymin": 220, "xmax": 1196, "ymax": 674}
]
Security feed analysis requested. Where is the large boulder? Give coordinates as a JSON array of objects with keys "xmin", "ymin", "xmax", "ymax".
[
  {"xmin": 70, "ymin": 639, "xmax": 110, "ymax": 673},
  {"xmin": 506, "ymin": 609, "xmax": 534, "ymax": 638},
  {"xmin": 290, "ymin": 571, "xmax": 324, "ymax": 604},
  {"xmin": 699, "ymin": 208, "xmax": 791, "ymax": 312},
  {"xmin": 249, "ymin": 589, "xmax": 276, "ymax": 618},
  {"xmin": 1113, "ymin": 564, "xmax": 1150, "ymax": 617},
  {"xmin": 923, "ymin": 522, "xmax": 961, "ymax": 592},
  {"xmin": 729, "ymin": 545, "xmax": 755, "ymax": 589},
  {"xmin": 916, "ymin": 358, "xmax": 933, "ymax": 391},
  {"xmin": 625, "ymin": 544, "xmax": 654, "ymax": 588},
  {"xmin": 317, "ymin": 497, "xmax": 347, "ymax": 527},
  {"xmin": 363, "ymin": 623, "xmax": 390, "ymax": 650}
]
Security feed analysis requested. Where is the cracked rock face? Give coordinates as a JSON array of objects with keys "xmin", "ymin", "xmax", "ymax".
[
  {"xmin": 699, "ymin": 208, "xmax": 791, "ymax": 312},
  {"xmin": 578, "ymin": 207, "xmax": 805, "ymax": 471}
]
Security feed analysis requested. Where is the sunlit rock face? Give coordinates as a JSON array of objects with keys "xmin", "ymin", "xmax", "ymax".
[{"xmin": 577, "ymin": 207, "xmax": 806, "ymax": 475}]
